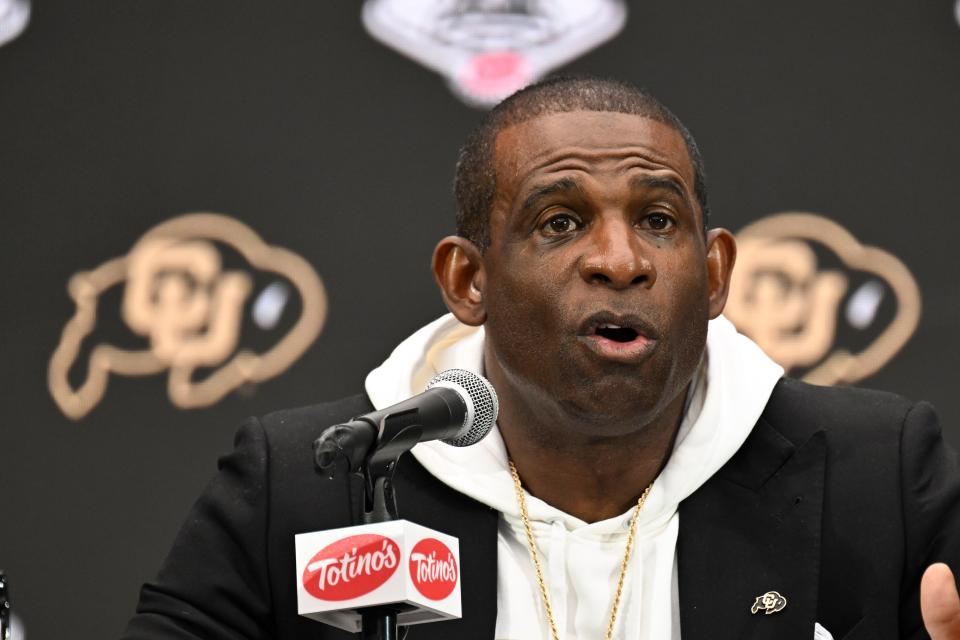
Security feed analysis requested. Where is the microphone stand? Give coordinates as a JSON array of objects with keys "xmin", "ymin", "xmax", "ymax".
[{"xmin": 315, "ymin": 409, "xmax": 428, "ymax": 640}]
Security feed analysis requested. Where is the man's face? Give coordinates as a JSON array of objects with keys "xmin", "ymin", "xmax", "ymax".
[{"xmin": 480, "ymin": 110, "xmax": 721, "ymax": 434}]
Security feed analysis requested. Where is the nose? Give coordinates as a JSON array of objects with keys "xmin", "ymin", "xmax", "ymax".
[{"xmin": 578, "ymin": 216, "xmax": 656, "ymax": 289}]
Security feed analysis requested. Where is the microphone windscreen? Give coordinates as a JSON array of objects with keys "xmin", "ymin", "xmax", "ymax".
[{"xmin": 425, "ymin": 369, "xmax": 498, "ymax": 447}]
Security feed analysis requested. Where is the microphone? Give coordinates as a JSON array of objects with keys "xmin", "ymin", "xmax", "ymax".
[
  {"xmin": 314, "ymin": 369, "xmax": 498, "ymax": 474},
  {"xmin": 299, "ymin": 370, "xmax": 497, "ymax": 632}
]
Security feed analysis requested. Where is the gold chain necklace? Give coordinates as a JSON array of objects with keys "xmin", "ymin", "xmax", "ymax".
[{"xmin": 508, "ymin": 460, "xmax": 653, "ymax": 640}]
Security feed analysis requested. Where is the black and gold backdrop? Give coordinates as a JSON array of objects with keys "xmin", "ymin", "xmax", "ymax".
[{"xmin": 1, "ymin": 2, "xmax": 959, "ymax": 638}]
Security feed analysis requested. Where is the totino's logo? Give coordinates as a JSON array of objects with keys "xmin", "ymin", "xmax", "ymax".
[
  {"xmin": 409, "ymin": 538, "xmax": 458, "ymax": 600},
  {"xmin": 302, "ymin": 534, "xmax": 400, "ymax": 601},
  {"xmin": 725, "ymin": 212, "xmax": 921, "ymax": 385},
  {"xmin": 48, "ymin": 213, "xmax": 327, "ymax": 420}
]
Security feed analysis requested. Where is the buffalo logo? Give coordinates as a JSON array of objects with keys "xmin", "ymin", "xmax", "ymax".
[
  {"xmin": 409, "ymin": 538, "xmax": 458, "ymax": 601},
  {"xmin": 751, "ymin": 590, "xmax": 787, "ymax": 615},
  {"xmin": 725, "ymin": 212, "xmax": 921, "ymax": 385},
  {"xmin": 362, "ymin": 0, "xmax": 627, "ymax": 107},
  {"xmin": 48, "ymin": 213, "xmax": 327, "ymax": 420},
  {"xmin": 302, "ymin": 534, "xmax": 400, "ymax": 601}
]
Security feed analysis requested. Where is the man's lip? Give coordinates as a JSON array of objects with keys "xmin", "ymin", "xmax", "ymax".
[
  {"xmin": 576, "ymin": 311, "xmax": 659, "ymax": 340},
  {"xmin": 575, "ymin": 311, "xmax": 659, "ymax": 364},
  {"xmin": 578, "ymin": 333, "xmax": 656, "ymax": 363}
]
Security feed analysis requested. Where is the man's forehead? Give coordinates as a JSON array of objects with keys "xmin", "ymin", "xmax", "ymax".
[{"xmin": 492, "ymin": 110, "xmax": 693, "ymax": 182}]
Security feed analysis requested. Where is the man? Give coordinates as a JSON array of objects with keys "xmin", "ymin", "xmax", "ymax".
[{"xmin": 122, "ymin": 76, "xmax": 960, "ymax": 639}]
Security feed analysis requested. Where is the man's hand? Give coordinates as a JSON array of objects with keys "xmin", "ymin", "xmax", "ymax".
[{"xmin": 922, "ymin": 563, "xmax": 960, "ymax": 638}]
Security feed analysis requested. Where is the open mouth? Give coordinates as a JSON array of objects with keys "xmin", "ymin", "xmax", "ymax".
[
  {"xmin": 595, "ymin": 323, "xmax": 640, "ymax": 343},
  {"xmin": 578, "ymin": 312, "xmax": 657, "ymax": 362}
]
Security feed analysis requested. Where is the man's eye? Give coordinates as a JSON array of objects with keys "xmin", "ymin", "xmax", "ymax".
[
  {"xmin": 542, "ymin": 214, "xmax": 579, "ymax": 235},
  {"xmin": 644, "ymin": 212, "xmax": 674, "ymax": 231}
]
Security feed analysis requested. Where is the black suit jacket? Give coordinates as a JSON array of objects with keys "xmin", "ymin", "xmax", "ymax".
[{"xmin": 122, "ymin": 379, "xmax": 960, "ymax": 639}]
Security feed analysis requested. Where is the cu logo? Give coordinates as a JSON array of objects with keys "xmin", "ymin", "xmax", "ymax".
[
  {"xmin": 48, "ymin": 213, "xmax": 327, "ymax": 419},
  {"xmin": 725, "ymin": 212, "xmax": 921, "ymax": 385}
]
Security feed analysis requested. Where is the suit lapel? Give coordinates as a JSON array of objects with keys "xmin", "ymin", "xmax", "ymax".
[{"xmin": 678, "ymin": 419, "xmax": 826, "ymax": 640}]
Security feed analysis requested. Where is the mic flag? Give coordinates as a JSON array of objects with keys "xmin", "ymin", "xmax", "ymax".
[{"xmin": 295, "ymin": 520, "xmax": 462, "ymax": 631}]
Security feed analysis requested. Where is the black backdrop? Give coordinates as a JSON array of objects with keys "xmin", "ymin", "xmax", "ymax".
[{"xmin": 1, "ymin": 2, "xmax": 959, "ymax": 638}]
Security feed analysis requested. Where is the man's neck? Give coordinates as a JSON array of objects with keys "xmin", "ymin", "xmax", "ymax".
[{"xmin": 491, "ymin": 372, "xmax": 689, "ymax": 524}]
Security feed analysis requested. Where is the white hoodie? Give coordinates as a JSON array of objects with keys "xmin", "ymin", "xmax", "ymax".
[{"xmin": 366, "ymin": 314, "xmax": 783, "ymax": 639}]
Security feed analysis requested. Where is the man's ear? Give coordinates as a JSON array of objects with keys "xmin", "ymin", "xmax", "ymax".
[
  {"xmin": 705, "ymin": 228, "xmax": 737, "ymax": 319},
  {"xmin": 432, "ymin": 235, "xmax": 486, "ymax": 326}
]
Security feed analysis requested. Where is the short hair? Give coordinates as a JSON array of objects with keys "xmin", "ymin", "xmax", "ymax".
[{"xmin": 454, "ymin": 75, "xmax": 710, "ymax": 250}]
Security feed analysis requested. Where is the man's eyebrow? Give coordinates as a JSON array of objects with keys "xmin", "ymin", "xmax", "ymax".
[
  {"xmin": 629, "ymin": 175, "xmax": 690, "ymax": 203},
  {"xmin": 520, "ymin": 177, "xmax": 583, "ymax": 212}
]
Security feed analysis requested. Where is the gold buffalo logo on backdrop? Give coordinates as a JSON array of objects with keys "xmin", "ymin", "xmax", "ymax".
[
  {"xmin": 725, "ymin": 212, "xmax": 921, "ymax": 385},
  {"xmin": 48, "ymin": 213, "xmax": 327, "ymax": 420}
]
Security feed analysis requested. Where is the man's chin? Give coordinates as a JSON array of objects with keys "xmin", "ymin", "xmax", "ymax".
[{"xmin": 556, "ymin": 393, "xmax": 663, "ymax": 434}]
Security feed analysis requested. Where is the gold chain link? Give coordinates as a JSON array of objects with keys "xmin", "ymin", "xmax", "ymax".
[{"xmin": 509, "ymin": 460, "xmax": 653, "ymax": 640}]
